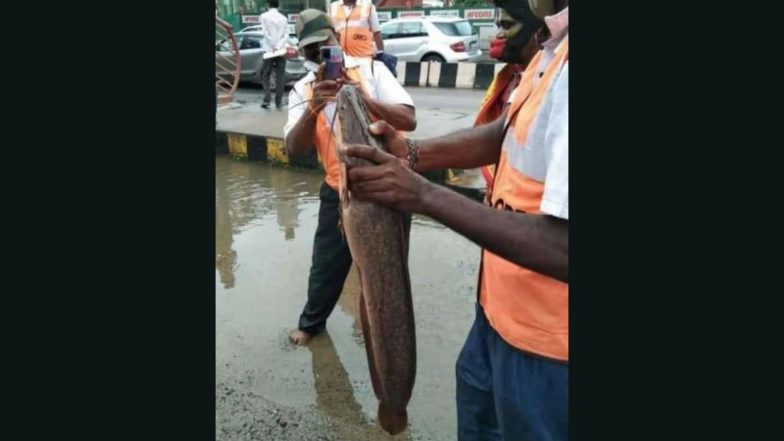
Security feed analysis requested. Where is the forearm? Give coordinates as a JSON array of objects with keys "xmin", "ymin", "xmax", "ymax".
[
  {"xmin": 374, "ymin": 32, "xmax": 385, "ymax": 51},
  {"xmin": 414, "ymin": 112, "xmax": 506, "ymax": 172},
  {"xmin": 420, "ymin": 182, "xmax": 569, "ymax": 282},
  {"xmin": 285, "ymin": 106, "xmax": 319, "ymax": 157},
  {"xmin": 365, "ymin": 99, "xmax": 416, "ymax": 131}
]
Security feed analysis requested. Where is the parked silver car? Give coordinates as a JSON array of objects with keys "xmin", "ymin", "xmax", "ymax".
[
  {"xmin": 216, "ymin": 27, "xmax": 306, "ymax": 88},
  {"xmin": 380, "ymin": 16, "xmax": 482, "ymax": 63}
]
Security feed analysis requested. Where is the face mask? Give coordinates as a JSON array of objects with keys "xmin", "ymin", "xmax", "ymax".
[{"xmin": 489, "ymin": 36, "xmax": 507, "ymax": 60}]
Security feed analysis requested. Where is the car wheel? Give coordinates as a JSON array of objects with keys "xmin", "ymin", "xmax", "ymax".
[{"xmin": 422, "ymin": 54, "xmax": 445, "ymax": 63}]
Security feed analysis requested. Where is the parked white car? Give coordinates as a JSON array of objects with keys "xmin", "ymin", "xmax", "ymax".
[{"xmin": 380, "ymin": 16, "xmax": 482, "ymax": 63}]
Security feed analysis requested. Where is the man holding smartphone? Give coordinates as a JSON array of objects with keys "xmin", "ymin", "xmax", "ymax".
[{"xmin": 283, "ymin": 9, "xmax": 416, "ymax": 345}]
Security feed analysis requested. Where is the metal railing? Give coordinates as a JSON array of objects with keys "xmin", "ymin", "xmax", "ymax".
[{"xmin": 216, "ymin": 17, "xmax": 241, "ymax": 105}]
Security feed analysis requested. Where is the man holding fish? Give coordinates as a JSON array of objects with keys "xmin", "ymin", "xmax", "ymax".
[
  {"xmin": 283, "ymin": 9, "xmax": 416, "ymax": 346},
  {"xmin": 342, "ymin": 1, "xmax": 570, "ymax": 440}
]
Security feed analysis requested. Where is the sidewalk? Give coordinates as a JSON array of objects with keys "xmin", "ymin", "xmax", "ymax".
[
  {"xmin": 216, "ymin": 89, "xmax": 487, "ymax": 200},
  {"xmin": 216, "ymin": 100, "xmax": 479, "ymax": 140}
]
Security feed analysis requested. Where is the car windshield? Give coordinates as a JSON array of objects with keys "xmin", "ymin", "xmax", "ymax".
[{"xmin": 433, "ymin": 21, "xmax": 474, "ymax": 36}]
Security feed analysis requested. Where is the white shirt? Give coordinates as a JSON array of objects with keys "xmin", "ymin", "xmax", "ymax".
[
  {"xmin": 534, "ymin": 7, "xmax": 568, "ymax": 89},
  {"xmin": 284, "ymin": 56, "xmax": 414, "ymax": 142},
  {"xmin": 259, "ymin": 8, "xmax": 289, "ymax": 53},
  {"xmin": 538, "ymin": 61, "xmax": 568, "ymax": 220},
  {"xmin": 505, "ymin": 8, "xmax": 569, "ymax": 220},
  {"xmin": 331, "ymin": 0, "xmax": 380, "ymax": 32}
]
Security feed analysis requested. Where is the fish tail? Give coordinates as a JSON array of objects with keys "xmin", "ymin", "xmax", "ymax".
[{"xmin": 377, "ymin": 401, "xmax": 407, "ymax": 435}]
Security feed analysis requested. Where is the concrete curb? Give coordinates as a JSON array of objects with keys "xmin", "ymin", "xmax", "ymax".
[
  {"xmin": 216, "ymin": 130, "xmax": 486, "ymax": 202},
  {"xmin": 396, "ymin": 61, "xmax": 505, "ymax": 89}
]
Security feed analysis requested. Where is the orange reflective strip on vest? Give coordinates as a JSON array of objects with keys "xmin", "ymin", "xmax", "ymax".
[
  {"xmin": 508, "ymin": 38, "xmax": 568, "ymax": 144},
  {"xmin": 480, "ymin": 36, "xmax": 569, "ymax": 362}
]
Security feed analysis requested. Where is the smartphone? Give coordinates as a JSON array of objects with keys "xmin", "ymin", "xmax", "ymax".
[{"xmin": 320, "ymin": 45, "xmax": 344, "ymax": 80}]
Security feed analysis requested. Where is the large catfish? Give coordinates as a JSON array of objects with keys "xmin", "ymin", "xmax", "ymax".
[{"xmin": 333, "ymin": 85, "xmax": 416, "ymax": 435}]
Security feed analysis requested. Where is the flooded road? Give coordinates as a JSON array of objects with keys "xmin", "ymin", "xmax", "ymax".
[{"xmin": 216, "ymin": 156, "xmax": 480, "ymax": 440}]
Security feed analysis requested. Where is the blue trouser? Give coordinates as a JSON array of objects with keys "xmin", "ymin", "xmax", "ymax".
[{"xmin": 456, "ymin": 304, "xmax": 568, "ymax": 441}]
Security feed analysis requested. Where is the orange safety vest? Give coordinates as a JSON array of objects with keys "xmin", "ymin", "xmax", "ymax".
[
  {"xmin": 474, "ymin": 64, "xmax": 523, "ymax": 196},
  {"xmin": 304, "ymin": 67, "xmax": 368, "ymax": 190},
  {"xmin": 330, "ymin": 1, "xmax": 375, "ymax": 58},
  {"xmin": 480, "ymin": 36, "xmax": 569, "ymax": 362}
]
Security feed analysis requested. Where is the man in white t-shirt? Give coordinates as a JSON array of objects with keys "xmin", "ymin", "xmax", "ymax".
[
  {"xmin": 259, "ymin": 0, "xmax": 289, "ymax": 108},
  {"xmin": 284, "ymin": 9, "xmax": 415, "ymax": 346}
]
